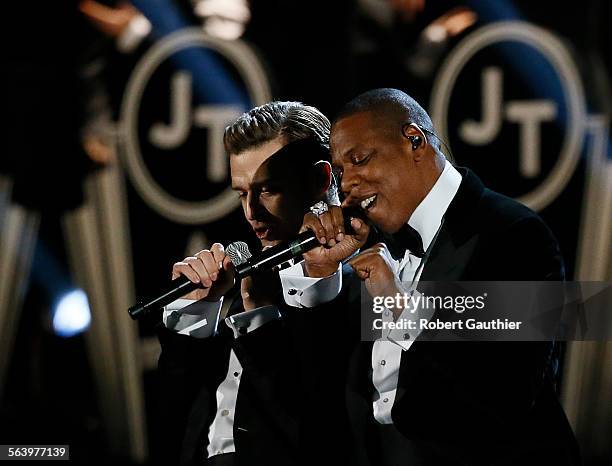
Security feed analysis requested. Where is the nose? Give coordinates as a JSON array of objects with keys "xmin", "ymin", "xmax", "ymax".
[{"xmin": 244, "ymin": 191, "xmax": 260, "ymax": 221}]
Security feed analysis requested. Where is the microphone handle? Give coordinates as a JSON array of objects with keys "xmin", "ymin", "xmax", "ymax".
[
  {"xmin": 235, "ymin": 230, "xmax": 319, "ymax": 279},
  {"xmin": 128, "ymin": 277, "xmax": 202, "ymax": 320}
]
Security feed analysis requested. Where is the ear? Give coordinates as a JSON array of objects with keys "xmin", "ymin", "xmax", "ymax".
[
  {"xmin": 401, "ymin": 123, "xmax": 428, "ymax": 161},
  {"xmin": 313, "ymin": 160, "xmax": 332, "ymax": 198}
]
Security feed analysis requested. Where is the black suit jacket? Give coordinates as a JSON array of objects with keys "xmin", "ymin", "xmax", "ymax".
[
  {"xmin": 347, "ymin": 167, "xmax": 580, "ymax": 466},
  {"xmin": 156, "ymin": 264, "xmax": 360, "ymax": 466},
  {"xmin": 156, "ymin": 296, "xmax": 301, "ymax": 466}
]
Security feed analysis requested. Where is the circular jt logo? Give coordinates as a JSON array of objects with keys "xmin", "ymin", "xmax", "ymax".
[
  {"xmin": 430, "ymin": 21, "xmax": 587, "ymax": 211},
  {"xmin": 120, "ymin": 28, "xmax": 271, "ymax": 224}
]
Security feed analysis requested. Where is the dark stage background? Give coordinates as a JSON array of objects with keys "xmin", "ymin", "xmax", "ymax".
[{"xmin": 2, "ymin": 0, "xmax": 611, "ymax": 464}]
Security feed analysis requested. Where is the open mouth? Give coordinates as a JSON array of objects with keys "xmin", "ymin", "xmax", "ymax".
[
  {"xmin": 253, "ymin": 226, "xmax": 272, "ymax": 240},
  {"xmin": 360, "ymin": 194, "xmax": 377, "ymax": 212}
]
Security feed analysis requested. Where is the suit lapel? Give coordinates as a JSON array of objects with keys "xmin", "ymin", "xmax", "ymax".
[
  {"xmin": 420, "ymin": 224, "xmax": 479, "ymax": 281},
  {"xmin": 420, "ymin": 167, "xmax": 484, "ymax": 281},
  {"xmin": 181, "ymin": 296, "xmax": 242, "ymax": 462},
  {"xmin": 181, "ymin": 379, "xmax": 213, "ymax": 464},
  {"xmin": 393, "ymin": 167, "xmax": 484, "ymax": 411}
]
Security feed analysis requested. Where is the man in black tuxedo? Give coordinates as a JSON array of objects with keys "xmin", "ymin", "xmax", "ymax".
[
  {"xmin": 294, "ymin": 88, "xmax": 580, "ymax": 465},
  {"xmin": 156, "ymin": 101, "xmax": 367, "ymax": 466}
]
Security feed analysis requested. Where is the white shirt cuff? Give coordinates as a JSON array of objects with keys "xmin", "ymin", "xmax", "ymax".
[
  {"xmin": 279, "ymin": 262, "xmax": 342, "ymax": 308},
  {"xmin": 385, "ymin": 289, "xmax": 435, "ymax": 350},
  {"xmin": 163, "ymin": 297, "xmax": 223, "ymax": 339},
  {"xmin": 116, "ymin": 14, "xmax": 151, "ymax": 53},
  {"xmin": 225, "ymin": 305, "xmax": 281, "ymax": 338}
]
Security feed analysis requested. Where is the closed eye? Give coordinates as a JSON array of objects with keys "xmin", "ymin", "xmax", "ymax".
[{"xmin": 351, "ymin": 152, "xmax": 373, "ymax": 166}]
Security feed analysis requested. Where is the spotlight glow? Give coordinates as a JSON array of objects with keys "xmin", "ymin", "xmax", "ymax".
[{"xmin": 52, "ymin": 289, "xmax": 92, "ymax": 337}]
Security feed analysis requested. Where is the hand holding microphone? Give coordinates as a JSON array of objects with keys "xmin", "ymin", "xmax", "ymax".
[
  {"xmin": 128, "ymin": 242, "xmax": 246, "ymax": 320},
  {"xmin": 301, "ymin": 205, "xmax": 370, "ymax": 278},
  {"xmin": 171, "ymin": 243, "xmax": 235, "ymax": 302},
  {"xmin": 173, "ymin": 243, "xmax": 279, "ymax": 312},
  {"xmin": 128, "ymin": 206, "xmax": 367, "ymax": 319}
]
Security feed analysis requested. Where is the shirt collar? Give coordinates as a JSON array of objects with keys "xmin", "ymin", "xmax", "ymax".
[{"xmin": 407, "ymin": 160, "xmax": 462, "ymax": 252}]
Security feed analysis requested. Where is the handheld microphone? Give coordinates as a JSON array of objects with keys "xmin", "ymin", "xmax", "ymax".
[
  {"xmin": 233, "ymin": 230, "xmax": 318, "ymax": 279},
  {"xmin": 128, "ymin": 208, "xmax": 363, "ymax": 320},
  {"xmin": 127, "ymin": 242, "xmax": 252, "ymax": 320},
  {"xmin": 232, "ymin": 208, "xmax": 363, "ymax": 279}
]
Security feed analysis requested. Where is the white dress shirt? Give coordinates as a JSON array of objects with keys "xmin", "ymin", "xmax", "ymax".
[
  {"xmin": 279, "ymin": 260, "xmax": 343, "ymax": 308},
  {"xmin": 279, "ymin": 160, "xmax": 462, "ymax": 425},
  {"xmin": 163, "ymin": 298, "xmax": 281, "ymax": 458}
]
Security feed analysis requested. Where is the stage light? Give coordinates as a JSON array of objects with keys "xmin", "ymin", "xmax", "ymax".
[{"xmin": 52, "ymin": 289, "xmax": 92, "ymax": 337}]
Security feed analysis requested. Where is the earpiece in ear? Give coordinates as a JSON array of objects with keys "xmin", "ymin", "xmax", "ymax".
[
  {"xmin": 409, "ymin": 135, "xmax": 422, "ymax": 151},
  {"xmin": 401, "ymin": 123, "xmax": 424, "ymax": 151}
]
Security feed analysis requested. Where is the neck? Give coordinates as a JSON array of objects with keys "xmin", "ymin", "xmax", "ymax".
[
  {"xmin": 433, "ymin": 151, "xmax": 446, "ymax": 173},
  {"xmin": 421, "ymin": 154, "xmax": 446, "ymax": 196},
  {"xmin": 406, "ymin": 155, "xmax": 446, "ymax": 221}
]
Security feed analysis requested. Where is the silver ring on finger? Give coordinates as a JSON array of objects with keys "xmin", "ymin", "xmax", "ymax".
[{"xmin": 309, "ymin": 201, "xmax": 329, "ymax": 216}]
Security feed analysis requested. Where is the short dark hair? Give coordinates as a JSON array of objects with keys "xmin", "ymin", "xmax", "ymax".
[
  {"xmin": 224, "ymin": 101, "xmax": 338, "ymax": 204},
  {"xmin": 334, "ymin": 88, "xmax": 441, "ymax": 150},
  {"xmin": 224, "ymin": 101, "xmax": 330, "ymax": 154}
]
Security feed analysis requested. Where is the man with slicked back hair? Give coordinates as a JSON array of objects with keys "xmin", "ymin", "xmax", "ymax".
[{"xmin": 156, "ymin": 101, "xmax": 362, "ymax": 466}]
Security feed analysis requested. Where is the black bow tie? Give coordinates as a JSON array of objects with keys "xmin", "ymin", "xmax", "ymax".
[{"xmin": 384, "ymin": 224, "xmax": 425, "ymax": 260}]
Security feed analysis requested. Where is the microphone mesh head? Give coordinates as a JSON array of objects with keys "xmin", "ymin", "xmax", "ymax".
[{"xmin": 226, "ymin": 242, "xmax": 252, "ymax": 266}]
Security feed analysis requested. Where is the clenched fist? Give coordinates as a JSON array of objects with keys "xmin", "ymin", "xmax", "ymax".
[
  {"xmin": 171, "ymin": 243, "xmax": 234, "ymax": 302},
  {"xmin": 349, "ymin": 243, "xmax": 402, "ymax": 304}
]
